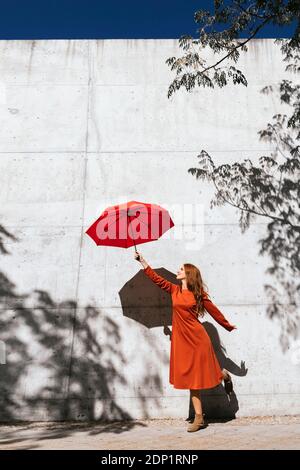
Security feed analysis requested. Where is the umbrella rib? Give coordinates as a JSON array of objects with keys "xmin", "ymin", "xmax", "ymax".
[
  {"xmin": 137, "ymin": 217, "xmax": 156, "ymax": 240},
  {"xmin": 103, "ymin": 206, "xmax": 167, "ymax": 220},
  {"xmin": 102, "ymin": 211, "xmax": 125, "ymax": 231},
  {"xmin": 124, "ymin": 213, "xmax": 157, "ymax": 246},
  {"xmin": 127, "ymin": 212, "xmax": 165, "ymax": 241},
  {"xmin": 128, "ymin": 207, "xmax": 163, "ymax": 217},
  {"xmin": 102, "ymin": 212, "xmax": 145, "ymax": 243}
]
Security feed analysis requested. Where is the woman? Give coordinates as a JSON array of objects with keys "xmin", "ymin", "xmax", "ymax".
[{"xmin": 135, "ymin": 251, "xmax": 237, "ymax": 433}]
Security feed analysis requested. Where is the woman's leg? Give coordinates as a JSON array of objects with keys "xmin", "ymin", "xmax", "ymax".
[
  {"xmin": 190, "ymin": 389, "xmax": 203, "ymax": 415},
  {"xmin": 187, "ymin": 389, "xmax": 205, "ymax": 431}
]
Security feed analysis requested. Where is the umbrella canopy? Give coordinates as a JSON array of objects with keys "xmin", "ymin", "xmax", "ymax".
[{"xmin": 85, "ymin": 200, "xmax": 174, "ymax": 251}]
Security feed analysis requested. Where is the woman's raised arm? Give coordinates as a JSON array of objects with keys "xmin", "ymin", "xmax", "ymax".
[{"xmin": 135, "ymin": 251, "xmax": 177, "ymax": 294}]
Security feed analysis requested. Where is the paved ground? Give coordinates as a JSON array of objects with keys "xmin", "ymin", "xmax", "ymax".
[{"xmin": 0, "ymin": 416, "xmax": 300, "ymax": 450}]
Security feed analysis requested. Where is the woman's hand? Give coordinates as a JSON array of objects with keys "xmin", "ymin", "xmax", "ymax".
[
  {"xmin": 134, "ymin": 251, "xmax": 148, "ymax": 269},
  {"xmin": 231, "ymin": 325, "xmax": 237, "ymax": 330},
  {"xmin": 134, "ymin": 251, "xmax": 142, "ymax": 262}
]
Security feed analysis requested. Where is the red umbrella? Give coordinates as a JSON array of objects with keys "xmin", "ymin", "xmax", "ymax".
[{"xmin": 85, "ymin": 200, "xmax": 174, "ymax": 258}]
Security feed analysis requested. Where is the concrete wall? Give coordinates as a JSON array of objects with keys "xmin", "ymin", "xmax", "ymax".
[{"xmin": 0, "ymin": 39, "xmax": 299, "ymax": 421}]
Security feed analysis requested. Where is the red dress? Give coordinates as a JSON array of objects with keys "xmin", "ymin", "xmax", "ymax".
[{"xmin": 143, "ymin": 265, "xmax": 234, "ymax": 390}]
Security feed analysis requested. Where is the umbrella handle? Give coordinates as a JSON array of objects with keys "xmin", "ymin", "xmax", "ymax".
[
  {"xmin": 128, "ymin": 212, "xmax": 140, "ymax": 260},
  {"xmin": 133, "ymin": 241, "xmax": 140, "ymax": 260}
]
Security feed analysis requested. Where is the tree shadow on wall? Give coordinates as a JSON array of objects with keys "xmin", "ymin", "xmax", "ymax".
[
  {"xmin": 188, "ymin": 52, "xmax": 300, "ymax": 352},
  {"xmin": 0, "ymin": 223, "xmax": 161, "ymax": 447}
]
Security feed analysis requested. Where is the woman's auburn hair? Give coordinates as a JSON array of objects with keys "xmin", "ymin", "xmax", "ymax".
[{"xmin": 182, "ymin": 263, "xmax": 209, "ymax": 318}]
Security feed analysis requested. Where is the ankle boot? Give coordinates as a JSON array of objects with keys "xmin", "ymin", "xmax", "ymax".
[{"xmin": 187, "ymin": 413, "xmax": 205, "ymax": 432}]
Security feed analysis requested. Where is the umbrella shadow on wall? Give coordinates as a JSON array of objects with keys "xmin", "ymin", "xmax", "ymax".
[
  {"xmin": 188, "ymin": 322, "xmax": 248, "ymax": 422},
  {"xmin": 119, "ymin": 267, "xmax": 180, "ymax": 330}
]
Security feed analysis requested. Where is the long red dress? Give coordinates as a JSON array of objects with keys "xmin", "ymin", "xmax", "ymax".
[{"xmin": 143, "ymin": 265, "xmax": 234, "ymax": 390}]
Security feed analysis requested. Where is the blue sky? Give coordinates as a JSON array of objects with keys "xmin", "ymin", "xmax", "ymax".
[{"xmin": 0, "ymin": 0, "xmax": 296, "ymax": 39}]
